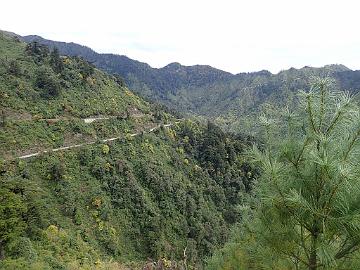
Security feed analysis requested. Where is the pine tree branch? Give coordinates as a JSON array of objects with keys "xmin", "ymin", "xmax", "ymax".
[
  {"xmin": 322, "ymin": 174, "xmax": 347, "ymax": 221},
  {"xmin": 335, "ymin": 240, "xmax": 360, "ymax": 260},
  {"xmin": 320, "ymin": 126, "xmax": 360, "ymax": 220},
  {"xmin": 325, "ymin": 105, "xmax": 347, "ymax": 135},
  {"xmin": 307, "ymin": 95, "xmax": 318, "ymax": 133},
  {"xmin": 319, "ymin": 83, "xmax": 325, "ymax": 132},
  {"xmin": 343, "ymin": 127, "xmax": 360, "ymax": 161},
  {"xmin": 295, "ymin": 137, "xmax": 310, "ymax": 167},
  {"xmin": 289, "ymin": 252, "xmax": 310, "ymax": 268},
  {"xmin": 300, "ymin": 225, "xmax": 310, "ymax": 260}
]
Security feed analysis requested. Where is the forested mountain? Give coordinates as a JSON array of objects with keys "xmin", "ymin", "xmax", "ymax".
[
  {"xmin": 21, "ymin": 35, "xmax": 360, "ymax": 132},
  {"xmin": 0, "ymin": 32, "xmax": 256, "ymax": 269},
  {"xmin": 21, "ymin": 35, "xmax": 232, "ymax": 99}
]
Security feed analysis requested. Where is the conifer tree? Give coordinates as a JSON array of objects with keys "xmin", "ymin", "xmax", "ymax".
[
  {"xmin": 50, "ymin": 48, "xmax": 64, "ymax": 73},
  {"xmin": 250, "ymin": 78, "xmax": 360, "ymax": 269}
]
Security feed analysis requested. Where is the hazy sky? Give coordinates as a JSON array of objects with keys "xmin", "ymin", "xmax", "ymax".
[{"xmin": 1, "ymin": 0, "xmax": 359, "ymax": 73}]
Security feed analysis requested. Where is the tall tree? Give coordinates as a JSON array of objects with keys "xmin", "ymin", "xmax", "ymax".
[
  {"xmin": 250, "ymin": 78, "xmax": 360, "ymax": 269},
  {"xmin": 50, "ymin": 47, "xmax": 64, "ymax": 73}
]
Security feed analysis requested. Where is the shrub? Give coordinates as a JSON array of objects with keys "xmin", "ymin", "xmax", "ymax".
[
  {"xmin": 76, "ymin": 57, "xmax": 94, "ymax": 81},
  {"xmin": 48, "ymin": 161, "xmax": 65, "ymax": 181},
  {"xmin": 8, "ymin": 60, "xmax": 21, "ymax": 76},
  {"xmin": 34, "ymin": 68, "xmax": 61, "ymax": 98},
  {"xmin": 102, "ymin": 145, "xmax": 110, "ymax": 155},
  {"xmin": 25, "ymin": 42, "xmax": 49, "ymax": 63},
  {"xmin": 91, "ymin": 156, "xmax": 108, "ymax": 178}
]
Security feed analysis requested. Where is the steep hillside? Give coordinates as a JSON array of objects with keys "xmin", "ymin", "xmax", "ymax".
[
  {"xmin": 20, "ymin": 35, "xmax": 360, "ymax": 133},
  {"xmin": 0, "ymin": 32, "xmax": 256, "ymax": 269}
]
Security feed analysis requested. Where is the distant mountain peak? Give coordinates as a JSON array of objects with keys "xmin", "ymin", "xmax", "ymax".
[
  {"xmin": 162, "ymin": 62, "xmax": 183, "ymax": 71},
  {"xmin": 23, "ymin": 34, "xmax": 42, "ymax": 39},
  {"xmin": 164, "ymin": 62, "xmax": 182, "ymax": 68},
  {"xmin": 324, "ymin": 64, "xmax": 350, "ymax": 72},
  {"xmin": 254, "ymin": 70, "xmax": 272, "ymax": 76}
]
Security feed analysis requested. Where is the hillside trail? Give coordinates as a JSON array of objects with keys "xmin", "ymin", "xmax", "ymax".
[
  {"xmin": 15, "ymin": 123, "xmax": 176, "ymax": 160},
  {"xmin": 6, "ymin": 115, "xmax": 125, "ymax": 124},
  {"xmin": 2, "ymin": 106, "xmax": 146, "ymax": 124},
  {"xmin": 1, "ymin": 108, "xmax": 173, "ymax": 160}
]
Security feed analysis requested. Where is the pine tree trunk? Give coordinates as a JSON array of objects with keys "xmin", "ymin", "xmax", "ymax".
[
  {"xmin": 0, "ymin": 240, "xmax": 4, "ymax": 260},
  {"xmin": 309, "ymin": 232, "xmax": 318, "ymax": 270},
  {"xmin": 309, "ymin": 253, "xmax": 317, "ymax": 270}
]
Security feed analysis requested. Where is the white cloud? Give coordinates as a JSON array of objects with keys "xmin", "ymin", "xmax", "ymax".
[{"xmin": 1, "ymin": 0, "xmax": 359, "ymax": 73}]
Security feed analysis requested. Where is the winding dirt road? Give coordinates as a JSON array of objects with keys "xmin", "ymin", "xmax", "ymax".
[{"xmin": 16, "ymin": 123, "xmax": 175, "ymax": 160}]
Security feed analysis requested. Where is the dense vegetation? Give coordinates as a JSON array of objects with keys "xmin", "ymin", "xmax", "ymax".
[
  {"xmin": 21, "ymin": 35, "xmax": 360, "ymax": 133},
  {"xmin": 0, "ymin": 32, "xmax": 256, "ymax": 269},
  {"xmin": 1, "ymin": 122, "xmax": 256, "ymax": 269}
]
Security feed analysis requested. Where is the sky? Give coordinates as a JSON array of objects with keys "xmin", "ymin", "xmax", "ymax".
[{"xmin": 1, "ymin": 0, "xmax": 360, "ymax": 74}]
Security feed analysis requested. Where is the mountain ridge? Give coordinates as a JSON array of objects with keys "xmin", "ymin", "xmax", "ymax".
[
  {"xmin": 17, "ymin": 32, "xmax": 360, "ymax": 133},
  {"xmin": 19, "ymin": 33, "xmax": 356, "ymax": 75}
]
